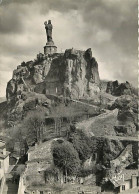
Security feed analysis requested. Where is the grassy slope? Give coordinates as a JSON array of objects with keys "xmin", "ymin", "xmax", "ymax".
[{"xmin": 76, "ymin": 109, "xmax": 118, "ymax": 136}]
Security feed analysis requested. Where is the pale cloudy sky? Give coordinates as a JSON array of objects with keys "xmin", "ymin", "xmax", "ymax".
[{"xmin": 0, "ymin": 0, "xmax": 138, "ymax": 97}]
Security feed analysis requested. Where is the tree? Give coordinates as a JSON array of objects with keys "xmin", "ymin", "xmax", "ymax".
[
  {"xmin": 52, "ymin": 139, "xmax": 80, "ymax": 182},
  {"xmin": 22, "ymin": 110, "xmax": 45, "ymax": 145},
  {"xmin": 50, "ymin": 103, "xmax": 75, "ymax": 136},
  {"xmin": 7, "ymin": 124, "xmax": 28, "ymax": 154},
  {"xmin": 67, "ymin": 127, "xmax": 92, "ymax": 162}
]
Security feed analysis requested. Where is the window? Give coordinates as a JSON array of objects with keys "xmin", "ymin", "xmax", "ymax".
[
  {"xmin": 122, "ymin": 185, "xmax": 125, "ymax": 190},
  {"xmin": 40, "ymin": 192, "xmax": 43, "ymax": 194}
]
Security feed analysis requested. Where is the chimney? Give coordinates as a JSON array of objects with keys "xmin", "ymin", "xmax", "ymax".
[
  {"xmin": 35, "ymin": 143, "xmax": 38, "ymax": 148},
  {"xmin": 3, "ymin": 148, "xmax": 6, "ymax": 155},
  {"xmin": 131, "ymin": 175, "xmax": 137, "ymax": 188}
]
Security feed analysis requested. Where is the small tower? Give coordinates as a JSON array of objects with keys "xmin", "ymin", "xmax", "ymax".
[{"xmin": 44, "ymin": 20, "xmax": 57, "ymax": 55}]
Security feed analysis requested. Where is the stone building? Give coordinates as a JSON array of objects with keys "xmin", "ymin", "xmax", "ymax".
[
  {"xmin": 19, "ymin": 139, "xmax": 60, "ymax": 194},
  {"xmin": 0, "ymin": 140, "xmax": 10, "ymax": 180},
  {"xmin": 102, "ymin": 170, "xmax": 139, "ymax": 193}
]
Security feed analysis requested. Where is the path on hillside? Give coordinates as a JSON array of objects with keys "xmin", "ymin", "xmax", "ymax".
[
  {"xmin": 46, "ymin": 94, "xmax": 139, "ymax": 142},
  {"xmin": 76, "ymin": 108, "xmax": 139, "ymax": 142},
  {"xmin": 102, "ymin": 135, "xmax": 139, "ymax": 142},
  {"xmin": 46, "ymin": 94, "xmax": 98, "ymax": 109},
  {"xmin": 71, "ymin": 99, "xmax": 98, "ymax": 109},
  {"xmin": 76, "ymin": 109, "xmax": 117, "ymax": 132}
]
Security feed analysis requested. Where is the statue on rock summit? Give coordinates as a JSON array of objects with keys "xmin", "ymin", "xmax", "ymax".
[
  {"xmin": 44, "ymin": 20, "xmax": 57, "ymax": 54},
  {"xmin": 44, "ymin": 20, "xmax": 53, "ymax": 43}
]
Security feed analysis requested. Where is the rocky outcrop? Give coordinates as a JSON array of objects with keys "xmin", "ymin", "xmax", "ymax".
[
  {"xmin": 7, "ymin": 92, "xmax": 51, "ymax": 126},
  {"xmin": 36, "ymin": 48, "xmax": 100, "ymax": 98},
  {"xmin": 106, "ymin": 80, "xmax": 119, "ymax": 95},
  {"xmin": 6, "ymin": 48, "xmax": 100, "ymax": 101},
  {"xmin": 114, "ymin": 123, "xmax": 136, "ymax": 137},
  {"xmin": 102, "ymin": 139, "xmax": 124, "ymax": 167},
  {"xmin": 106, "ymin": 81, "xmax": 133, "ymax": 96},
  {"xmin": 6, "ymin": 48, "xmax": 100, "ymax": 125},
  {"xmin": 110, "ymin": 144, "xmax": 133, "ymax": 171},
  {"xmin": 109, "ymin": 95, "xmax": 138, "ymax": 138}
]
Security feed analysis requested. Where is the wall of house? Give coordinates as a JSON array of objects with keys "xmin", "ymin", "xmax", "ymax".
[
  {"xmin": 28, "ymin": 143, "xmax": 52, "ymax": 162},
  {"xmin": 26, "ymin": 161, "xmax": 51, "ymax": 174},
  {"xmin": 18, "ymin": 174, "xmax": 26, "ymax": 194},
  {"xmin": 26, "ymin": 186, "xmax": 101, "ymax": 194},
  {"xmin": 0, "ymin": 156, "xmax": 9, "ymax": 180},
  {"xmin": 3, "ymin": 156, "xmax": 9, "ymax": 173},
  {"xmin": 131, "ymin": 176, "xmax": 137, "ymax": 188},
  {"xmin": 0, "ymin": 145, "xmax": 9, "ymax": 180},
  {"xmin": 0, "ymin": 159, "xmax": 4, "ymax": 180},
  {"xmin": 120, "ymin": 180, "xmax": 131, "ymax": 192}
]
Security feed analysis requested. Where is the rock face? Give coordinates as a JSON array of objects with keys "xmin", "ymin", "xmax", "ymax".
[
  {"xmin": 110, "ymin": 95, "xmax": 138, "ymax": 134},
  {"xmin": 106, "ymin": 94, "xmax": 138, "ymax": 139},
  {"xmin": 114, "ymin": 123, "xmax": 136, "ymax": 137},
  {"xmin": 106, "ymin": 80, "xmax": 132, "ymax": 96},
  {"xmin": 102, "ymin": 139, "xmax": 124, "ymax": 167},
  {"xmin": 7, "ymin": 92, "xmax": 51, "ymax": 126},
  {"xmin": 110, "ymin": 144, "xmax": 133, "ymax": 171},
  {"xmin": 6, "ymin": 48, "xmax": 100, "ymax": 101}
]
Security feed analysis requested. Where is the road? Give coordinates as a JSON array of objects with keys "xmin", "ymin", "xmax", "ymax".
[{"xmin": 103, "ymin": 135, "xmax": 139, "ymax": 142}]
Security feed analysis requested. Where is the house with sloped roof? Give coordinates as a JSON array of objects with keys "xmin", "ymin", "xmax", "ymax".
[
  {"xmin": 102, "ymin": 169, "xmax": 139, "ymax": 193},
  {"xmin": 18, "ymin": 139, "xmax": 64, "ymax": 194}
]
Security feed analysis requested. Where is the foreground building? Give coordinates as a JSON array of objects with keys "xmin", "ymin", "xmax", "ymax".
[
  {"xmin": 0, "ymin": 140, "xmax": 10, "ymax": 180},
  {"xmin": 102, "ymin": 169, "xmax": 139, "ymax": 193}
]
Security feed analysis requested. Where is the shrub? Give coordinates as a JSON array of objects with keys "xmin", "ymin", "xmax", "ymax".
[{"xmin": 52, "ymin": 140, "xmax": 80, "ymax": 177}]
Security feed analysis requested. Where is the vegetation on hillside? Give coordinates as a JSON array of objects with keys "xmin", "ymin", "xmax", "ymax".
[
  {"xmin": 67, "ymin": 125, "xmax": 93, "ymax": 162},
  {"xmin": 52, "ymin": 139, "xmax": 80, "ymax": 181}
]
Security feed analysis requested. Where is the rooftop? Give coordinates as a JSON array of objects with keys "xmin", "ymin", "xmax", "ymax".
[
  {"xmin": 123, "ymin": 169, "xmax": 138, "ymax": 180},
  {"xmin": 109, "ymin": 169, "xmax": 139, "ymax": 187},
  {"xmin": 27, "ymin": 138, "xmax": 62, "ymax": 163},
  {"xmin": 0, "ymin": 151, "xmax": 10, "ymax": 159}
]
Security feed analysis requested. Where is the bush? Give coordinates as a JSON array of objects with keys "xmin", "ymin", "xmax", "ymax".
[
  {"xmin": 67, "ymin": 128, "xmax": 92, "ymax": 162},
  {"xmin": 52, "ymin": 140, "xmax": 80, "ymax": 177}
]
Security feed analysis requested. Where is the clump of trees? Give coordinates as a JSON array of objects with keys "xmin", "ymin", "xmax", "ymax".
[
  {"xmin": 67, "ymin": 126, "xmax": 93, "ymax": 162},
  {"xmin": 22, "ymin": 109, "xmax": 46, "ymax": 145},
  {"xmin": 52, "ymin": 139, "xmax": 80, "ymax": 182},
  {"xmin": 49, "ymin": 103, "xmax": 77, "ymax": 136}
]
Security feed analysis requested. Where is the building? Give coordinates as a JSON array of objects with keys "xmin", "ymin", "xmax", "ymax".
[
  {"xmin": 118, "ymin": 170, "xmax": 139, "ymax": 193},
  {"xmin": 0, "ymin": 140, "xmax": 10, "ymax": 180},
  {"xmin": 102, "ymin": 169, "xmax": 139, "ymax": 193},
  {"xmin": 19, "ymin": 139, "xmax": 57, "ymax": 194}
]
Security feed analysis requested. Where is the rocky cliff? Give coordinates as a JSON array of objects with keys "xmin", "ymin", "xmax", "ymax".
[
  {"xmin": 106, "ymin": 80, "xmax": 137, "ymax": 96},
  {"xmin": 6, "ymin": 48, "xmax": 100, "ymax": 102}
]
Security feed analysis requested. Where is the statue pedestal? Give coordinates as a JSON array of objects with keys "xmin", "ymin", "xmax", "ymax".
[{"xmin": 44, "ymin": 41, "xmax": 57, "ymax": 55}]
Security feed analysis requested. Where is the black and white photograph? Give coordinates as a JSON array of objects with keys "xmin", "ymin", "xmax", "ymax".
[{"xmin": 0, "ymin": 0, "xmax": 138, "ymax": 193}]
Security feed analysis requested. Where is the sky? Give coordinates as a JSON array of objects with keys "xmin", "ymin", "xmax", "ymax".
[{"xmin": 0, "ymin": 0, "xmax": 138, "ymax": 97}]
